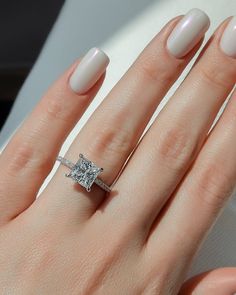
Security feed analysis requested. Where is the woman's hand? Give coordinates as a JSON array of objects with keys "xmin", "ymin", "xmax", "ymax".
[{"xmin": 0, "ymin": 8, "xmax": 236, "ymax": 294}]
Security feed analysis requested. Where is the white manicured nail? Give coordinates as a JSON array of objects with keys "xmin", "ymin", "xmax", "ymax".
[
  {"xmin": 167, "ymin": 8, "xmax": 210, "ymax": 58},
  {"xmin": 220, "ymin": 16, "xmax": 236, "ymax": 58},
  {"xmin": 69, "ymin": 47, "xmax": 109, "ymax": 94}
]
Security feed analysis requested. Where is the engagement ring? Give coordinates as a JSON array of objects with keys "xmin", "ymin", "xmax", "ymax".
[{"xmin": 57, "ymin": 154, "xmax": 111, "ymax": 193}]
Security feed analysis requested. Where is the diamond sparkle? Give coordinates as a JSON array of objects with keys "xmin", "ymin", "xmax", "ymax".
[{"xmin": 66, "ymin": 154, "xmax": 102, "ymax": 191}]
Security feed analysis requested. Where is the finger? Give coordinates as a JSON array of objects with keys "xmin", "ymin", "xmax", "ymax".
[
  {"xmin": 0, "ymin": 48, "xmax": 109, "ymax": 225},
  {"xmin": 48, "ymin": 9, "xmax": 209, "ymax": 220},
  {"xmin": 179, "ymin": 268, "xmax": 236, "ymax": 294},
  {"xmin": 146, "ymin": 84, "xmax": 236, "ymax": 272},
  {"xmin": 106, "ymin": 17, "xmax": 236, "ymax": 234}
]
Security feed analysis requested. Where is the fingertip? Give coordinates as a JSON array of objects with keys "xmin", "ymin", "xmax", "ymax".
[
  {"xmin": 180, "ymin": 268, "xmax": 236, "ymax": 294},
  {"xmin": 69, "ymin": 47, "xmax": 109, "ymax": 94},
  {"xmin": 166, "ymin": 8, "xmax": 210, "ymax": 59}
]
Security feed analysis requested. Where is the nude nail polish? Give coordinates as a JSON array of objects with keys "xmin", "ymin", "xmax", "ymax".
[
  {"xmin": 69, "ymin": 47, "xmax": 110, "ymax": 94},
  {"xmin": 167, "ymin": 8, "xmax": 210, "ymax": 58},
  {"xmin": 220, "ymin": 16, "xmax": 236, "ymax": 58}
]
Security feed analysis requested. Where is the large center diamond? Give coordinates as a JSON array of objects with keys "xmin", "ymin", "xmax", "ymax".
[{"xmin": 67, "ymin": 154, "xmax": 101, "ymax": 191}]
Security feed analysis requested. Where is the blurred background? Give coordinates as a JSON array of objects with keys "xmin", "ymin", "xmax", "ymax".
[{"xmin": 0, "ymin": 0, "xmax": 64, "ymax": 129}]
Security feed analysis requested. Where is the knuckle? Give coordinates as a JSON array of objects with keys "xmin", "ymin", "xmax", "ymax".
[
  {"xmin": 157, "ymin": 124, "xmax": 197, "ymax": 173},
  {"xmin": 141, "ymin": 266, "xmax": 171, "ymax": 295},
  {"xmin": 8, "ymin": 138, "xmax": 53, "ymax": 176},
  {"xmin": 89, "ymin": 125, "xmax": 132, "ymax": 158},
  {"xmin": 43, "ymin": 95, "xmax": 63, "ymax": 119},
  {"xmin": 137, "ymin": 56, "xmax": 178, "ymax": 84},
  {"xmin": 194, "ymin": 161, "xmax": 235, "ymax": 212},
  {"xmin": 41, "ymin": 95, "xmax": 74, "ymax": 124},
  {"xmin": 8, "ymin": 142, "xmax": 34, "ymax": 173},
  {"xmin": 198, "ymin": 65, "xmax": 232, "ymax": 89}
]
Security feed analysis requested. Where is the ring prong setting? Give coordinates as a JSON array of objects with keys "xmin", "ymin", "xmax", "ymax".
[{"xmin": 57, "ymin": 155, "xmax": 111, "ymax": 193}]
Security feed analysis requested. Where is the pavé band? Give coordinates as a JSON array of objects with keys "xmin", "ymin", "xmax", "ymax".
[{"xmin": 57, "ymin": 154, "xmax": 111, "ymax": 193}]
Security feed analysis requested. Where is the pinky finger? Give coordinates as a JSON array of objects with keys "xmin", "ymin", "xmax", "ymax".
[
  {"xmin": 0, "ymin": 47, "xmax": 109, "ymax": 226},
  {"xmin": 179, "ymin": 267, "xmax": 236, "ymax": 294}
]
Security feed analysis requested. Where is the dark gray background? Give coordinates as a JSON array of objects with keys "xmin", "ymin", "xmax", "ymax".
[
  {"xmin": 0, "ymin": 0, "xmax": 64, "ymax": 127},
  {"xmin": 0, "ymin": 0, "xmax": 64, "ymax": 68}
]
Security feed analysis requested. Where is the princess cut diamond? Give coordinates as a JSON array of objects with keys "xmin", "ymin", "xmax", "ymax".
[{"xmin": 66, "ymin": 154, "xmax": 101, "ymax": 191}]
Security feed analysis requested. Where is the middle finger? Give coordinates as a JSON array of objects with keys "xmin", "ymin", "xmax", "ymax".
[{"xmin": 106, "ymin": 17, "xmax": 236, "ymax": 232}]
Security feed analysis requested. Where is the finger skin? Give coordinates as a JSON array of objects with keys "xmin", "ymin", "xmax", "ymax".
[
  {"xmin": 145, "ymin": 86, "xmax": 236, "ymax": 280},
  {"xmin": 107, "ymin": 17, "xmax": 236, "ymax": 235},
  {"xmin": 48, "ymin": 15, "xmax": 206, "ymax": 220},
  {"xmin": 0, "ymin": 61, "xmax": 106, "ymax": 226},
  {"xmin": 179, "ymin": 268, "xmax": 236, "ymax": 294}
]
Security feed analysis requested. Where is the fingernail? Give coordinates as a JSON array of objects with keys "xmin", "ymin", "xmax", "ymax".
[
  {"xmin": 69, "ymin": 47, "xmax": 109, "ymax": 94},
  {"xmin": 167, "ymin": 8, "xmax": 210, "ymax": 58},
  {"xmin": 220, "ymin": 16, "xmax": 236, "ymax": 58}
]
